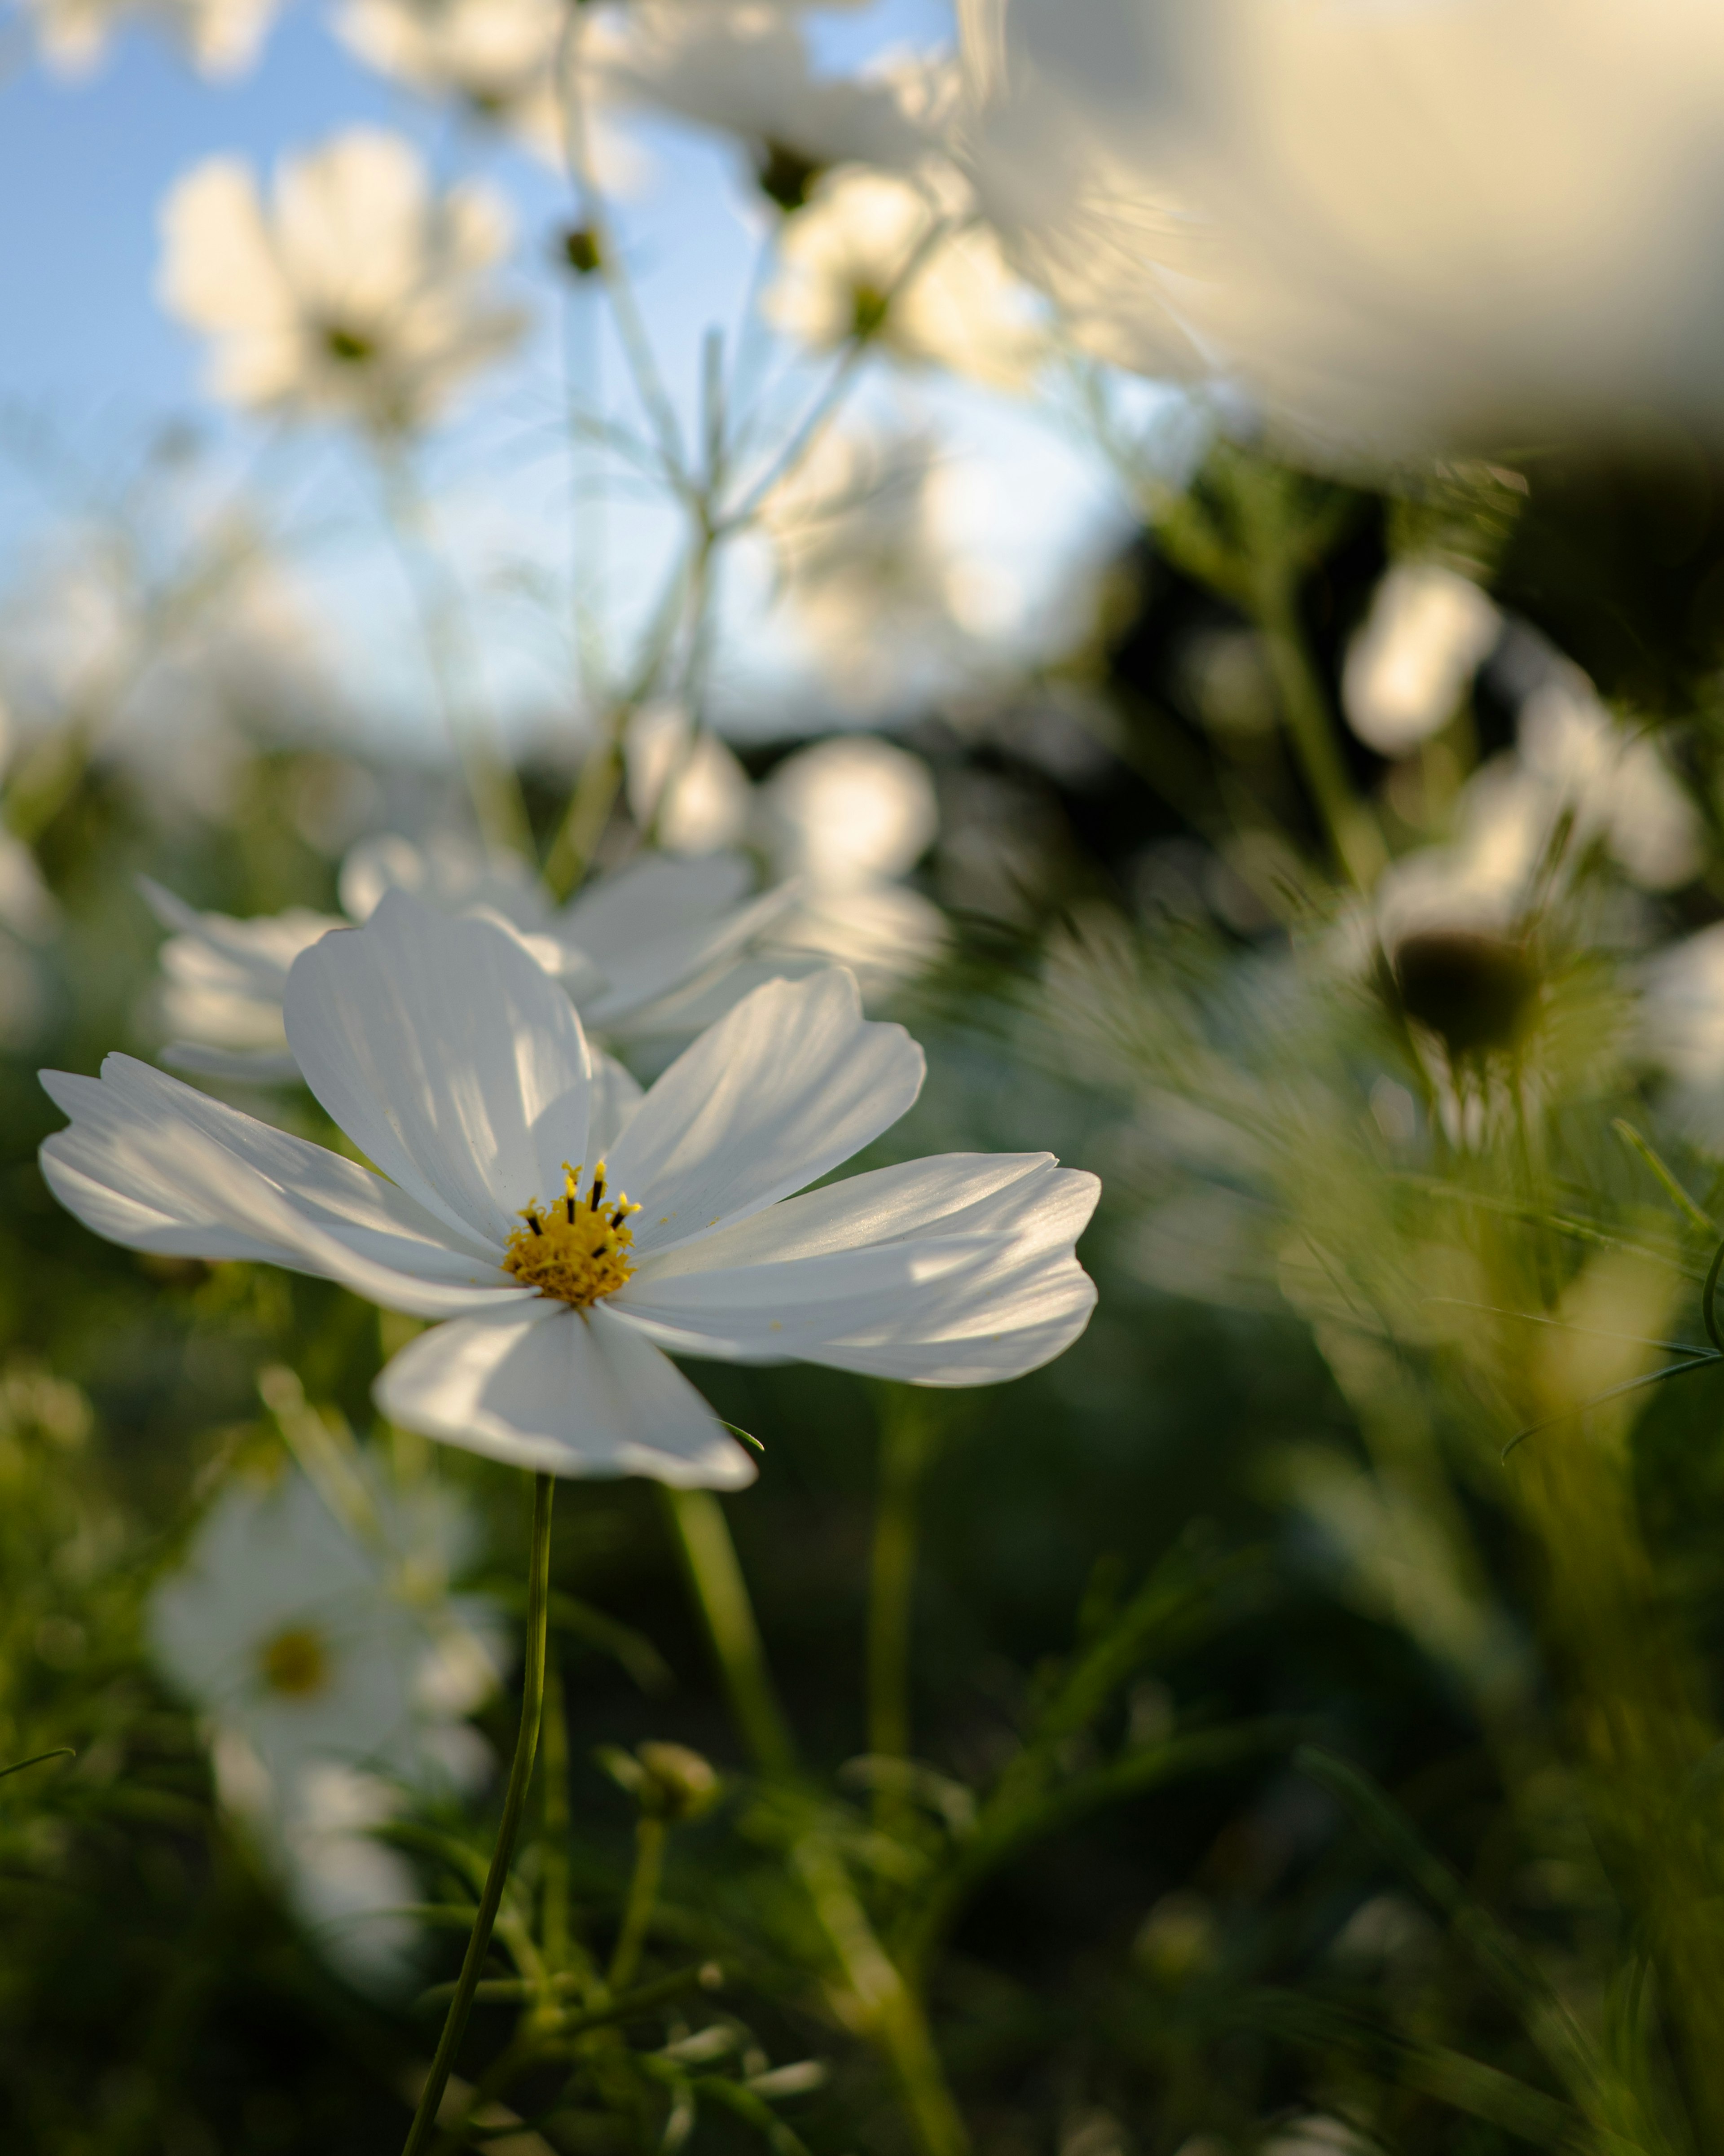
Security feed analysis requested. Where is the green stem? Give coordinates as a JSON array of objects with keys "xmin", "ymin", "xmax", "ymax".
[
  {"xmin": 401, "ymin": 1473, "xmax": 556, "ymax": 2156},
  {"xmin": 607, "ymin": 1816, "xmax": 665, "ymax": 1992},
  {"xmin": 539, "ymin": 1662, "xmax": 572, "ymax": 1981},
  {"xmin": 661, "ymin": 1487, "xmax": 795, "ymax": 1774},
  {"xmin": 792, "ymin": 1836, "xmax": 970, "ymax": 2156},
  {"xmin": 867, "ymin": 1396, "xmax": 934, "ymax": 1829},
  {"xmin": 1253, "ymin": 571, "xmax": 1385, "ymax": 892}
]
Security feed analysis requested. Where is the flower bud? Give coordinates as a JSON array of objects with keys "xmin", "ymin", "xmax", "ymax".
[{"xmin": 598, "ymin": 1739, "xmax": 720, "ymax": 1822}]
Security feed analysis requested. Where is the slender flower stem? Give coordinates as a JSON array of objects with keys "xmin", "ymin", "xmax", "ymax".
[
  {"xmin": 1252, "ymin": 569, "xmax": 1386, "ymax": 892},
  {"xmin": 661, "ymin": 1487, "xmax": 795, "ymax": 1774},
  {"xmin": 867, "ymin": 1396, "xmax": 936, "ymax": 1831},
  {"xmin": 401, "ymin": 1472, "xmax": 556, "ymax": 2156},
  {"xmin": 607, "ymin": 1816, "xmax": 666, "ymax": 1992}
]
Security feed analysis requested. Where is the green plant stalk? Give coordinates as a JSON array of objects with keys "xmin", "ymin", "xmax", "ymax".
[
  {"xmin": 607, "ymin": 1816, "xmax": 666, "ymax": 1992},
  {"xmin": 867, "ymin": 1396, "xmax": 935, "ymax": 1831},
  {"xmin": 1252, "ymin": 571, "xmax": 1385, "ymax": 891},
  {"xmin": 661, "ymin": 1486, "xmax": 795, "ymax": 1774},
  {"xmin": 401, "ymin": 1472, "xmax": 556, "ymax": 2156},
  {"xmin": 539, "ymin": 1662, "xmax": 572, "ymax": 1981},
  {"xmin": 792, "ymin": 1835, "xmax": 970, "ymax": 2156}
]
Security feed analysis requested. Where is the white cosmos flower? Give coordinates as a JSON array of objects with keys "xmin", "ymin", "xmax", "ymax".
[
  {"xmin": 1341, "ymin": 566, "xmax": 1501, "ymax": 759},
  {"xmin": 46, "ymin": 896, "xmax": 1099, "ymax": 1487},
  {"xmin": 582, "ymin": 3, "xmax": 933, "ymax": 197},
  {"xmin": 336, "ymin": 0, "xmax": 566, "ymax": 158},
  {"xmin": 152, "ymin": 1459, "xmax": 505, "ymax": 1985},
  {"xmin": 144, "ymin": 832, "xmax": 796, "ymax": 1081},
  {"xmin": 954, "ymin": 0, "xmax": 1724, "ymax": 449},
  {"xmin": 759, "ymin": 736, "xmax": 947, "ymax": 988},
  {"xmin": 764, "ymin": 161, "xmax": 1046, "ymax": 392},
  {"xmin": 26, "ymin": 0, "xmax": 274, "ymax": 75},
  {"xmin": 158, "ymin": 129, "xmax": 525, "ymax": 436},
  {"xmin": 761, "ymin": 426, "xmax": 973, "ymax": 710}
]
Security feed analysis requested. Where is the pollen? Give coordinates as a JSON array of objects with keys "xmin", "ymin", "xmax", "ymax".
[{"xmin": 503, "ymin": 1161, "xmax": 641, "ymax": 1309}]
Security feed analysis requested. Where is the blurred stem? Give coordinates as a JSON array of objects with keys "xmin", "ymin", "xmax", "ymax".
[
  {"xmin": 792, "ymin": 1836, "xmax": 971, "ymax": 2156},
  {"xmin": 1513, "ymin": 1434, "xmax": 1724, "ymax": 2148},
  {"xmin": 540, "ymin": 1661, "xmax": 572, "ymax": 1980},
  {"xmin": 1251, "ymin": 566, "xmax": 1385, "ymax": 891},
  {"xmin": 376, "ymin": 449, "xmax": 532, "ymax": 862},
  {"xmin": 661, "ymin": 1487, "xmax": 795, "ymax": 1775},
  {"xmin": 401, "ymin": 1473, "xmax": 555, "ymax": 2156},
  {"xmin": 607, "ymin": 1816, "xmax": 666, "ymax": 1993},
  {"xmin": 868, "ymin": 1394, "xmax": 937, "ymax": 1828},
  {"xmin": 542, "ymin": 521, "xmax": 717, "ymax": 898}
]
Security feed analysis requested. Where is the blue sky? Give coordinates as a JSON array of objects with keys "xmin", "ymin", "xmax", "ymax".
[{"xmin": 0, "ymin": 0, "xmax": 1132, "ymax": 757}]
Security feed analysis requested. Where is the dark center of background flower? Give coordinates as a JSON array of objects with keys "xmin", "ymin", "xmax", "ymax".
[
  {"xmin": 258, "ymin": 1624, "xmax": 330, "ymax": 1697},
  {"xmin": 321, "ymin": 322, "xmax": 376, "ymax": 365},
  {"xmin": 1391, "ymin": 929, "xmax": 1540, "ymax": 1060},
  {"xmin": 755, "ymin": 139, "xmax": 825, "ymax": 215}
]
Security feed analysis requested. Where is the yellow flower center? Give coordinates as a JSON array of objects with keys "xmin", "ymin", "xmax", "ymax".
[
  {"xmin": 259, "ymin": 1625, "xmax": 330, "ymax": 1698},
  {"xmin": 503, "ymin": 1161, "xmax": 641, "ymax": 1309}
]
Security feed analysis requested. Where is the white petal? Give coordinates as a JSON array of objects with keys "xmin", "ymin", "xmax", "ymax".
[
  {"xmin": 161, "ymin": 1043, "xmax": 305, "ymax": 1085},
  {"xmin": 40, "ymin": 1054, "xmax": 522, "ymax": 1317},
  {"xmin": 374, "ymin": 1301, "xmax": 754, "ymax": 1487},
  {"xmin": 618, "ymin": 1154, "xmax": 1101, "ymax": 1383},
  {"xmin": 283, "ymin": 891, "xmax": 593, "ymax": 1250},
  {"xmin": 558, "ymin": 852, "xmax": 753, "ymax": 963},
  {"xmin": 635, "ymin": 1154, "xmax": 1096, "ymax": 1278},
  {"xmin": 607, "ymin": 968, "xmax": 924, "ymax": 1258},
  {"xmin": 587, "ymin": 1049, "xmax": 644, "ymax": 1158},
  {"xmin": 612, "ymin": 1235, "xmax": 1002, "ymax": 1359},
  {"xmin": 578, "ymin": 884, "xmax": 800, "ymax": 1027}
]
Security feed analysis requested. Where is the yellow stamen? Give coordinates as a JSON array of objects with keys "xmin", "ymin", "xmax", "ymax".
[{"xmin": 502, "ymin": 1161, "xmax": 640, "ymax": 1309}]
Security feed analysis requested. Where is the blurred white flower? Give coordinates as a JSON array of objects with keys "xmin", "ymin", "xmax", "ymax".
[
  {"xmin": 759, "ymin": 734, "xmax": 946, "ymax": 988},
  {"xmin": 145, "ymin": 829, "xmax": 794, "ymax": 1079},
  {"xmin": 1517, "ymin": 673, "xmax": 1700, "ymax": 893},
  {"xmin": 1372, "ymin": 661, "xmax": 1698, "ymax": 953},
  {"xmin": 761, "ymin": 426, "xmax": 968, "ymax": 707},
  {"xmin": 45, "ymin": 897, "xmax": 1100, "ymax": 1478},
  {"xmin": 158, "ymin": 129, "xmax": 525, "ymax": 435},
  {"xmin": 954, "ymin": 0, "xmax": 1724, "ymax": 448},
  {"xmin": 336, "ymin": 0, "xmax": 567, "ymax": 158},
  {"xmin": 583, "ymin": 2, "xmax": 933, "ymax": 200},
  {"xmin": 625, "ymin": 704, "xmax": 753, "ymax": 857},
  {"xmin": 1638, "ymin": 927, "xmax": 1724, "ymax": 1149},
  {"xmin": 1341, "ymin": 566, "xmax": 1500, "ymax": 758},
  {"xmin": 151, "ymin": 1458, "xmax": 503, "ymax": 1986},
  {"xmin": 26, "ymin": 0, "xmax": 274, "ymax": 75},
  {"xmin": 764, "ymin": 162, "xmax": 1045, "ymax": 391}
]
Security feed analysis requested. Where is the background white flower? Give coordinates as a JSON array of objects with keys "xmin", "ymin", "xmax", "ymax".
[
  {"xmin": 157, "ymin": 128, "xmax": 525, "ymax": 434},
  {"xmin": 46, "ymin": 895, "xmax": 1099, "ymax": 1484},
  {"xmin": 145, "ymin": 831, "xmax": 795, "ymax": 1079},
  {"xmin": 1342, "ymin": 566, "xmax": 1502, "ymax": 759},
  {"xmin": 26, "ymin": 0, "xmax": 276, "ymax": 76},
  {"xmin": 336, "ymin": 0, "xmax": 568, "ymax": 160},
  {"xmin": 759, "ymin": 735, "xmax": 946, "ymax": 988},
  {"xmin": 151, "ymin": 1457, "xmax": 504, "ymax": 1987},
  {"xmin": 954, "ymin": 0, "xmax": 1724, "ymax": 448},
  {"xmin": 581, "ymin": 2, "xmax": 933, "ymax": 200},
  {"xmin": 764, "ymin": 161, "xmax": 1045, "ymax": 392}
]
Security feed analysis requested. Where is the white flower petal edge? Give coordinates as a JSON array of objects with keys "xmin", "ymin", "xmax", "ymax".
[
  {"xmin": 375, "ymin": 1301, "xmax": 755, "ymax": 1487},
  {"xmin": 39, "ymin": 1055, "xmax": 520, "ymax": 1317}
]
